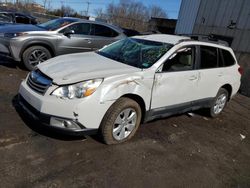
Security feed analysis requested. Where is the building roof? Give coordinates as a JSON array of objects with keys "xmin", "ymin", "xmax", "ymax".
[{"xmin": 133, "ymin": 34, "xmax": 190, "ymax": 44}]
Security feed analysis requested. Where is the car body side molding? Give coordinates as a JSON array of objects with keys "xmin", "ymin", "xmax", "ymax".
[{"xmin": 144, "ymin": 97, "xmax": 214, "ymax": 122}]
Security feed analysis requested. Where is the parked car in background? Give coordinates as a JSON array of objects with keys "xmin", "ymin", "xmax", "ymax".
[
  {"xmin": 122, "ymin": 28, "xmax": 140, "ymax": 37},
  {"xmin": 0, "ymin": 11, "xmax": 37, "ymax": 25},
  {"xmin": 0, "ymin": 17, "xmax": 126, "ymax": 70},
  {"xmin": 18, "ymin": 34, "xmax": 241, "ymax": 144}
]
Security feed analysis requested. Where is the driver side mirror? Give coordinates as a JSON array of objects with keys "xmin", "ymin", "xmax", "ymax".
[{"xmin": 63, "ymin": 30, "xmax": 75, "ymax": 37}]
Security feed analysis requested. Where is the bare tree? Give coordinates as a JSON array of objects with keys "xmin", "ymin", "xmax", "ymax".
[
  {"xmin": 94, "ymin": 8, "xmax": 106, "ymax": 19},
  {"xmin": 46, "ymin": 0, "xmax": 52, "ymax": 11},
  {"xmin": 96, "ymin": 0, "xmax": 168, "ymax": 32},
  {"xmin": 149, "ymin": 5, "xmax": 168, "ymax": 18},
  {"xmin": 42, "ymin": 0, "xmax": 47, "ymax": 8},
  {"xmin": 103, "ymin": 0, "xmax": 149, "ymax": 31},
  {"xmin": 48, "ymin": 4, "xmax": 80, "ymax": 17}
]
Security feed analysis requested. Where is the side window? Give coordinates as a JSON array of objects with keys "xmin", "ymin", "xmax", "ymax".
[
  {"xmin": 200, "ymin": 46, "xmax": 218, "ymax": 69},
  {"xmin": 221, "ymin": 49, "xmax": 235, "ymax": 66},
  {"xmin": 63, "ymin": 23, "xmax": 90, "ymax": 35},
  {"xmin": 91, "ymin": 24, "xmax": 118, "ymax": 37},
  {"xmin": 162, "ymin": 47, "xmax": 195, "ymax": 72},
  {"xmin": 15, "ymin": 15, "xmax": 30, "ymax": 24},
  {"xmin": 30, "ymin": 18, "xmax": 37, "ymax": 25},
  {"xmin": 0, "ymin": 13, "xmax": 13, "ymax": 23}
]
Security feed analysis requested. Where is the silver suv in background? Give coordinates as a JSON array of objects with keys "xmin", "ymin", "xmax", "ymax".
[{"xmin": 0, "ymin": 18, "xmax": 126, "ymax": 70}]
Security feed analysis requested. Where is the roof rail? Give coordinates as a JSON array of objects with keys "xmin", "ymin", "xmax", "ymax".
[{"xmin": 178, "ymin": 34, "xmax": 231, "ymax": 47}]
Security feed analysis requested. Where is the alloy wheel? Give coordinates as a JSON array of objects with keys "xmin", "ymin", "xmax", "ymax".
[
  {"xmin": 112, "ymin": 108, "xmax": 137, "ymax": 141},
  {"xmin": 28, "ymin": 49, "xmax": 48, "ymax": 66},
  {"xmin": 213, "ymin": 93, "xmax": 227, "ymax": 114}
]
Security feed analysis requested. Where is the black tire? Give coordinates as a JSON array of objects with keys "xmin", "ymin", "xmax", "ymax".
[
  {"xmin": 100, "ymin": 97, "xmax": 142, "ymax": 145},
  {"xmin": 209, "ymin": 88, "xmax": 229, "ymax": 118},
  {"xmin": 22, "ymin": 46, "xmax": 52, "ymax": 71}
]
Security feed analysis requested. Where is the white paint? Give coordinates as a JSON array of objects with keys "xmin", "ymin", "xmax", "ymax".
[{"xmin": 19, "ymin": 35, "xmax": 241, "ymax": 130}]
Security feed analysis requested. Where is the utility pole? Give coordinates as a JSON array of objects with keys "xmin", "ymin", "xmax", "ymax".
[
  {"xmin": 86, "ymin": 1, "xmax": 90, "ymax": 16},
  {"xmin": 60, "ymin": 0, "xmax": 64, "ymax": 17},
  {"xmin": 16, "ymin": 0, "xmax": 19, "ymax": 9}
]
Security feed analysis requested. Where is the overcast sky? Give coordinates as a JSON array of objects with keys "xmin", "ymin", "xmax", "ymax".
[{"xmin": 35, "ymin": 0, "xmax": 181, "ymax": 18}]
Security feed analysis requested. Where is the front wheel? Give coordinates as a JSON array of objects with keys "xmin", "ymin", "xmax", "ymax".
[
  {"xmin": 209, "ymin": 88, "xmax": 228, "ymax": 117},
  {"xmin": 22, "ymin": 46, "xmax": 52, "ymax": 71},
  {"xmin": 100, "ymin": 97, "xmax": 142, "ymax": 145}
]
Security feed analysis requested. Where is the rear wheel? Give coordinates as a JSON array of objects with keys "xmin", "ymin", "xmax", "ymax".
[
  {"xmin": 209, "ymin": 88, "xmax": 228, "ymax": 117},
  {"xmin": 22, "ymin": 46, "xmax": 52, "ymax": 71},
  {"xmin": 100, "ymin": 97, "xmax": 142, "ymax": 145}
]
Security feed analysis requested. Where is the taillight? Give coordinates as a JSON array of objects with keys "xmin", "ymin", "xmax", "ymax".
[{"xmin": 238, "ymin": 66, "xmax": 243, "ymax": 75}]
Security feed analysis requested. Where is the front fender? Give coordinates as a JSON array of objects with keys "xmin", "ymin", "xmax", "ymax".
[
  {"xmin": 9, "ymin": 37, "xmax": 56, "ymax": 61},
  {"xmin": 20, "ymin": 40, "xmax": 56, "ymax": 56},
  {"xmin": 99, "ymin": 73, "xmax": 154, "ymax": 111}
]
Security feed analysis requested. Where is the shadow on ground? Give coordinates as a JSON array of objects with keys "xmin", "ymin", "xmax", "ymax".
[{"xmin": 0, "ymin": 55, "xmax": 26, "ymax": 70}]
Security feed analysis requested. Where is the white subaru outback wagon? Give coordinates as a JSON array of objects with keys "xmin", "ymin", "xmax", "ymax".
[{"xmin": 18, "ymin": 34, "xmax": 242, "ymax": 144}]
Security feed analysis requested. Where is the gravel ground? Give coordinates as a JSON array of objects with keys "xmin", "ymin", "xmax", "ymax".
[{"xmin": 0, "ymin": 57, "xmax": 250, "ymax": 188}]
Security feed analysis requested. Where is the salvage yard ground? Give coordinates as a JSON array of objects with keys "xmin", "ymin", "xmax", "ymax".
[{"xmin": 0, "ymin": 56, "xmax": 250, "ymax": 188}]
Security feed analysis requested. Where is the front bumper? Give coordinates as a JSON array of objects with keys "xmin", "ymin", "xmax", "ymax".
[
  {"xmin": 18, "ymin": 94, "xmax": 98, "ymax": 135},
  {"xmin": 0, "ymin": 37, "xmax": 22, "ymax": 61},
  {"xmin": 0, "ymin": 37, "xmax": 11, "ymax": 55}
]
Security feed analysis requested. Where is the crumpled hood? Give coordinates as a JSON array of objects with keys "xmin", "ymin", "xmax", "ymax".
[{"xmin": 38, "ymin": 52, "xmax": 140, "ymax": 85}]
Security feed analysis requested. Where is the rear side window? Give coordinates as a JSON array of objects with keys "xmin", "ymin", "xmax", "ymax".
[
  {"xmin": 0, "ymin": 13, "xmax": 13, "ymax": 23},
  {"xmin": 221, "ymin": 49, "xmax": 235, "ymax": 66},
  {"xmin": 15, "ymin": 15, "xmax": 30, "ymax": 24},
  {"xmin": 91, "ymin": 24, "xmax": 118, "ymax": 37},
  {"xmin": 200, "ymin": 46, "xmax": 218, "ymax": 69}
]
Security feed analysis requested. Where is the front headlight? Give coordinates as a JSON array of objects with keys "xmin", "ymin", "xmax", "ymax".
[
  {"xmin": 4, "ymin": 32, "xmax": 27, "ymax": 38},
  {"xmin": 51, "ymin": 79, "xmax": 103, "ymax": 99}
]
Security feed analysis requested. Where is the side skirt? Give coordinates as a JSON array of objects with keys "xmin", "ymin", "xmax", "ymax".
[{"xmin": 144, "ymin": 98, "xmax": 214, "ymax": 122}]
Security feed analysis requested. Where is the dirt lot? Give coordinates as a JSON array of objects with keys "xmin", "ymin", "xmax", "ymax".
[{"xmin": 0, "ymin": 56, "xmax": 250, "ymax": 188}]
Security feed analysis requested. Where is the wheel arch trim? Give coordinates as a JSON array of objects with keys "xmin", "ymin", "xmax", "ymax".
[
  {"xmin": 120, "ymin": 94, "xmax": 146, "ymax": 123},
  {"xmin": 20, "ymin": 40, "xmax": 56, "ymax": 59},
  {"xmin": 220, "ymin": 84, "xmax": 233, "ymax": 100}
]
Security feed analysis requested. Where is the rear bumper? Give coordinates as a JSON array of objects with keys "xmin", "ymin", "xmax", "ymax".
[{"xmin": 18, "ymin": 94, "xmax": 98, "ymax": 136}]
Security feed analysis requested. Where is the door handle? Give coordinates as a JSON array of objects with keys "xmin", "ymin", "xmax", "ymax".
[
  {"xmin": 189, "ymin": 75, "xmax": 198, "ymax": 80},
  {"xmin": 218, "ymin": 73, "xmax": 223, "ymax": 77},
  {"xmin": 84, "ymin": 39, "xmax": 92, "ymax": 44}
]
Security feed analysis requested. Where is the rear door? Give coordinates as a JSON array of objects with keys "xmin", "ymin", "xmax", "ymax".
[
  {"xmin": 57, "ymin": 23, "xmax": 92, "ymax": 55},
  {"xmin": 89, "ymin": 23, "xmax": 120, "ymax": 50},
  {"xmin": 151, "ymin": 46, "xmax": 199, "ymax": 110},
  {"xmin": 196, "ymin": 45, "xmax": 223, "ymax": 99}
]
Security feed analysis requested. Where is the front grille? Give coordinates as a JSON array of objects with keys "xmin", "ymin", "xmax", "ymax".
[{"xmin": 27, "ymin": 69, "xmax": 52, "ymax": 95}]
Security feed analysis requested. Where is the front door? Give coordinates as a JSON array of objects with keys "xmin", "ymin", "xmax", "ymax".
[
  {"xmin": 151, "ymin": 46, "xmax": 199, "ymax": 110},
  {"xmin": 57, "ymin": 23, "xmax": 93, "ymax": 55}
]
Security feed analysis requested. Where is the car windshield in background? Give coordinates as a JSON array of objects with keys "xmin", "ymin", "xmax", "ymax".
[
  {"xmin": 38, "ymin": 18, "xmax": 78, "ymax": 31},
  {"xmin": 97, "ymin": 38, "xmax": 172, "ymax": 68}
]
